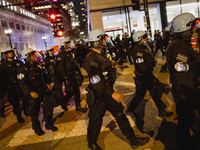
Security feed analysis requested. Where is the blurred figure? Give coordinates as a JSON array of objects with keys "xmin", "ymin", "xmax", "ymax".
[
  {"xmin": 57, "ymin": 39, "xmax": 86, "ymax": 113},
  {"xmin": 126, "ymin": 31, "xmax": 172, "ymax": 118},
  {"xmin": 167, "ymin": 12, "xmax": 200, "ymax": 150},
  {"xmin": 1, "ymin": 47, "xmax": 25, "ymax": 123},
  {"xmin": 18, "ymin": 48, "xmax": 58, "ymax": 135},
  {"xmin": 43, "ymin": 46, "xmax": 68, "ymax": 111}
]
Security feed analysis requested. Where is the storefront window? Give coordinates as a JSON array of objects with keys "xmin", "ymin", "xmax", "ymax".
[
  {"xmin": 166, "ymin": 0, "xmax": 199, "ymax": 24},
  {"xmin": 102, "ymin": 3, "xmax": 162, "ymax": 40}
]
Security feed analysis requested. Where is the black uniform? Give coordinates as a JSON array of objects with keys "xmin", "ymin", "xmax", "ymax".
[
  {"xmin": 17, "ymin": 62, "xmax": 57, "ymax": 134},
  {"xmin": 128, "ymin": 43, "xmax": 168, "ymax": 116},
  {"xmin": 166, "ymin": 38, "xmax": 200, "ymax": 150},
  {"xmin": 83, "ymin": 50, "xmax": 145, "ymax": 147},
  {"xmin": 0, "ymin": 63, "xmax": 6, "ymax": 117},
  {"xmin": 43, "ymin": 55, "xmax": 66, "ymax": 110},
  {"xmin": 121, "ymin": 37, "xmax": 133, "ymax": 64},
  {"xmin": 57, "ymin": 49, "xmax": 84, "ymax": 111},
  {"xmin": 114, "ymin": 37, "xmax": 122, "ymax": 62},
  {"xmin": 1, "ymin": 60, "xmax": 25, "ymax": 122}
]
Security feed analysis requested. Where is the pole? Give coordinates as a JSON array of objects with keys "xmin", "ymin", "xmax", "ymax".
[
  {"xmin": 143, "ymin": 0, "xmax": 151, "ymax": 32},
  {"xmin": 8, "ymin": 35, "xmax": 12, "ymax": 48},
  {"xmin": 127, "ymin": 7, "xmax": 132, "ymax": 35}
]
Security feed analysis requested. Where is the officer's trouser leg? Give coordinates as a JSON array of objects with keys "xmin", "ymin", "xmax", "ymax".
[
  {"xmin": 30, "ymin": 102, "xmax": 41, "ymax": 131},
  {"xmin": 43, "ymin": 95, "xmax": 54, "ymax": 126},
  {"xmin": 0, "ymin": 96, "xmax": 5, "ymax": 114},
  {"xmin": 87, "ymin": 100, "xmax": 106, "ymax": 144},
  {"xmin": 74, "ymin": 85, "xmax": 81, "ymax": 108},
  {"xmin": 7, "ymin": 89, "xmax": 22, "ymax": 116},
  {"xmin": 109, "ymin": 99, "xmax": 135, "ymax": 140},
  {"xmin": 176, "ymin": 104, "xmax": 193, "ymax": 150},
  {"xmin": 129, "ymin": 80, "xmax": 147, "ymax": 111}
]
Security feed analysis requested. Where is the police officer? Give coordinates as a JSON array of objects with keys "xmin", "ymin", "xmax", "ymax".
[
  {"xmin": 167, "ymin": 13, "xmax": 200, "ymax": 150},
  {"xmin": 121, "ymin": 33, "xmax": 133, "ymax": 65},
  {"xmin": 17, "ymin": 48, "xmax": 58, "ymax": 136},
  {"xmin": 160, "ymin": 26, "xmax": 173, "ymax": 73},
  {"xmin": 1, "ymin": 47, "xmax": 25, "ymax": 123},
  {"xmin": 43, "ymin": 46, "xmax": 68, "ymax": 111},
  {"xmin": 83, "ymin": 29, "xmax": 150, "ymax": 150},
  {"xmin": 126, "ymin": 31, "xmax": 172, "ymax": 118},
  {"xmin": 57, "ymin": 39, "xmax": 86, "ymax": 112},
  {"xmin": 114, "ymin": 34, "xmax": 122, "ymax": 64}
]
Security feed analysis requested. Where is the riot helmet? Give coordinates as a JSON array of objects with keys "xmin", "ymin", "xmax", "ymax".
[
  {"xmin": 89, "ymin": 29, "xmax": 107, "ymax": 48},
  {"xmin": 133, "ymin": 30, "xmax": 148, "ymax": 46}
]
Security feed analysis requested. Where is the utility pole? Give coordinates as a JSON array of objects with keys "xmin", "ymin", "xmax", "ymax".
[{"xmin": 143, "ymin": 0, "xmax": 151, "ymax": 35}]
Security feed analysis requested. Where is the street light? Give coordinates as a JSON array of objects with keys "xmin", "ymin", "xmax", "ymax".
[{"xmin": 4, "ymin": 29, "xmax": 12, "ymax": 48}]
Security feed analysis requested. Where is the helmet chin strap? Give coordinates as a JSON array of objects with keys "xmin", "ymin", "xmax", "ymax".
[
  {"xmin": 92, "ymin": 40, "xmax": 101, "ymax": 48},
  {"xmin": 139, "ymin": 39, "xmax": 147, "ymax": 46}
]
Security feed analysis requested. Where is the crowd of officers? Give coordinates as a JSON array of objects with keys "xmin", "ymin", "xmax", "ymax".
[
  {"xmin": 0, "ymin": 40, "xmax": 89, "ymax": 135},
  {"xmin": 0, "ymin": 12, "xmax": 200, "ymax": 150}
]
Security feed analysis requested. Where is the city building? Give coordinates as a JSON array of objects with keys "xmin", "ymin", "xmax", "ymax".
[
  {"xmin": 0, "ymin": 0, "xmax": 54, "ymax": 53},
  {"xmin": 88, "ymin": 0, "xmax": 199, "ymax": 39},
  {"xmin": 26, "ymin": 0, "xmax": 71, "ymax": 37}
]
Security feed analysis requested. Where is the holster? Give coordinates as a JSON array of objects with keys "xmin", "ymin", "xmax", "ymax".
[{"xmin": 86, "ymin": 87, "xmax": 96, "ymax": 107}]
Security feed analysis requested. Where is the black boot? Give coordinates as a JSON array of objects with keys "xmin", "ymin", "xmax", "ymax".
[
  {"xmin": 130, "ymin": 136, "xmax": 150, "ymax": 149},
  {"xmin": 88, "ymin": 142, "xmax": 102, "ymax": 150},
  {"xmin": 61, "ymin": 103, "xmax": 68, "ymax": 111},
  {"xmin": 17, "ymin": 114, "xmax": 25, "ymax": 123},
  {"xmin": 46, "ymin": 124, "xmax": 58, "ymax": 132},
  {"xmin": 0, "ymin": 112, "xmax": 6, "ymax": 118},
  {"xmin": 159, "ymin": 110, "xmax": 173, "ymax": 118},
  {"xmin": 35, "ymin": 128, "xmax": 45, "ymax": 136},
  {"xmin": 76, "ymin": 106, "xmax": 87, "ymax": 113}
]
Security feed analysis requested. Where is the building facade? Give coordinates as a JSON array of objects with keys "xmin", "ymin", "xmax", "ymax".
[
  {"xmin": 0, "ymin": 0, "xmax": 54, "ymax": 53},
  {"xmin": 88, "ymin": 0, "xmax": 200, "ymax": 39}
]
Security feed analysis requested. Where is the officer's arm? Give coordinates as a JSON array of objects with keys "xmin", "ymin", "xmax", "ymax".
[
  {"xmin": 17, "ymin": 67, "xmax": 34, "ymax": 97},
  {"xmin": 89, "ymin": 62, "xmax": 114, "ymax": 97}
]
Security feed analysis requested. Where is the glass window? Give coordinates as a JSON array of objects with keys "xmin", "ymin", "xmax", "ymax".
[
  {"xmin": 16, "ymin": 24, "xmax": 20, "ymax": 30},
  {"xmin": 9, "ymin": 22, "xmax": 14, "ymax": 29},
  {"xmin": 21, "ymin": 25, "xmax": 25, "ymax": 30},
  {"xmin": 26, "ymin": 26, "xmax": 29, "ymax": 31}
]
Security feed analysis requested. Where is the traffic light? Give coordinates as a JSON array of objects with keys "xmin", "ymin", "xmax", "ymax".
[
  {"xmin": 50, "ymin": 13, "xmax": 56, "ymax": 20},
  {"xmin": 57, "ymin": 30, "xmax": 64, "ymax": 37},
  {"xmin": 132, "ymin": 0, "xmax": 140, "ymax": 10}
]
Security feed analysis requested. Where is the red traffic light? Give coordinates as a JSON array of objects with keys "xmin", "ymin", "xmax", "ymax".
[
  {"xmin": 57, "ymin": 30, "xmax": 63, "ymax": 37},
  {"xmin": 50, "ymin": 14, "xmax": 56, "ymax": 20}
]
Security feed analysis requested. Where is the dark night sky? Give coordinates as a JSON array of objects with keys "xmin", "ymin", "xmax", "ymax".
[{"xmin": 58, "ymin": 0, "xmax": 83, "ymax": 22}]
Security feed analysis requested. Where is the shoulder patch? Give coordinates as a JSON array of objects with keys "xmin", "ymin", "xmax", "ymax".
[
  {"xmin": 91, "ymin": 62, "xmax": 98, "ymax": 68},
  {"xmin": 176, "ymin": 54, "xmax": 188, "ymax": 63},
  {"xmin": 17, "ymin": 73, "xmax": 25, "ymax": 80},
  {"xmin": 174, "ymin": 62, "xmax": 189, "ymax": 72},
  {"xmin": 16, "ymin": 63, "xmax": 20, "ymax": 66},
  {"xmin": 137, "ymin": 53, "xmax": 143, "ymax": 57},
  {"xmin": 50, "ymin": 59, "xmax": 55, "ymax": 63},
  {"xmin": 8, "ymin": 64, "xmax": 12, "ymax": 67},
  {"xmin": 136, "ymin": 58, "xmax": 144, "ymax": 63},
  {"xmin": 90, "ymin": 75, "xmax": 100, "ymax": 84}
]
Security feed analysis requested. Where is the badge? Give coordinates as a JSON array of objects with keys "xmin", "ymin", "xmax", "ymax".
[
  {"xmin": 137, "ymin": 53, "xmax": 143, "ymax": 57},
  {"xmin": 174, "ymin": 62, "xmax": 189, "ymax": 72},
  {"xmin": 37, "ymin": 65, "xmax": 42, "ymax": 69},
  {"xmin": 57, "ymin": 57, "xmax": 61, "ymax": 61},
  {"xmin": 50, "ymin": 59, "xmax": 54, "ymax": 63},
  {"xmin": 102, "ymin": 71, "xmax": 108, "ymax": 76},
  {"xmin": 136, "ymin": 58, "xmax": 144, "ymax": 63},
  {"xmin": 17, "ymin": 73, "xmax": 25, "ymax": 80},
  {"xmin": 176, "ymin": 54, "xmax": 188, "ymax": 63},
  {"xmin": 16, "ymin": 63, "xmax": 20, "ymax": 66},
  {"xmin": 90, "ymin": 75, "xmax": 100, "ymax": 84}
]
